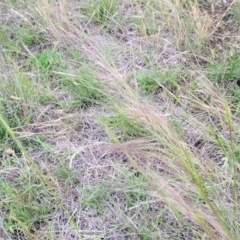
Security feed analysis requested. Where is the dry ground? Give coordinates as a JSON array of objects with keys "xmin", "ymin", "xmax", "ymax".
[{"xmin": 1, "ymin": 0, "xmax": 240, "ymax": 239}]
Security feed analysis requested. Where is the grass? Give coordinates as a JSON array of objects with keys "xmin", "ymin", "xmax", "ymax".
[
  {"xmin": 83, "ymin": 0, "xmax": 119, "ymax": 25},
  {"xmin": 1, "ymin": 0, "xmax": 240, "ymax": 239}
]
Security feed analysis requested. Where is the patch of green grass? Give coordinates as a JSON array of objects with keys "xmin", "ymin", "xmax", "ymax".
[
  {"xmin": 138, "ymin": 68, "xmax": 183, "ymax": 95},
  {"xmin": 230, "ymin": 84, "xmax": 240, "ymax": 115},
  {"xmin": 3, "ymin": 0, "xmax": 18, "ymax": 6},
  {"xmin": 139, "ymin": 228, "xmax": 152, "ymax": 240},
  {"xmin": 138, "ymin": 73, "xmax": 160, "ymax": 95},
  {"xmin": 71, "ymin": 49, "xmax": 83, "ymax": 60},
  {"xmin": 227, "ymin": 2, "xmax": 240, "ymax": 33},
  {"xmin": 82, "ymin": 166, "xmax": 153, "ymax": 236},
  {"xmin": 0, "ymin": 150, "xmax": 20, "ymax": 168},
  {"xmin": 59, "ymin": 66, "xmax": 105, "ymax": 108},
  {"xmin": 0, "ymin": 26, "xmax": 19, "ymax": 52},
  {"xmin": 102, "ymin": 113, "xmax": 149, "ymax": 140},
  {"xmin": 170, "ymin": 118, "xmax": 184, "ymax": 136},
  {"xmin": 16, "ymin": 23, "xmax": 40, "ymax": 46},
  {"xmin": 29, "ymin": 49, "xmax": 62, "ymax": 73},
  {"xmin": 83, "ymin": 0, "xmax": 119, "ymax": 24},
  {"xmin": 207, "ymin": 53, "xmax": 240, "ymax": 115},
  {"xmin": 0, "ymin": 22, "xmax": 40, "ymax": 53},
  {"xmin": 0, "ymin": 175, "xmax": 53, "ymax": 238},
  {"xmin": 0, "ymin": 74, "xmax": 35, "ymax": 132},
  {"xmin": 54, "ymin": 164, "xmax": 78, "ymax": 185},
  {"xmin": 233, "ymin": 147, "xmax": 240, "ymax": 163},
  {"xmin": 117, "ymin": 167, "xmax": 148, "ymax": 207},
  {"xmin": 83, "ymin": 184, "xmax": 110, "ymax": 209},
  {"xmin": 131, "ymin": 5, "xmax": 162, "ymax": 37},
  {"xmin": 207, "ymin": 53, "xmax": 240, "ymax": 83}
]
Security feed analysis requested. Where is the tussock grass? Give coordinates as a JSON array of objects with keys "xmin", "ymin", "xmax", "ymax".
[{"xmin": 1, "ymin": 0, "xmax": 240, "ymax": 239}]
